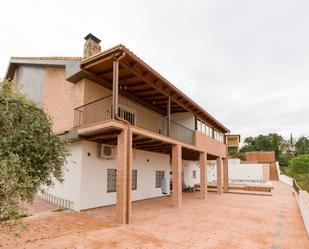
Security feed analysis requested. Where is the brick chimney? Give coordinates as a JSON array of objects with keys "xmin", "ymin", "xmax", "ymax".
[{"xmin": 83, "ymin": 33, "xmax": 101, "ymax": 58}]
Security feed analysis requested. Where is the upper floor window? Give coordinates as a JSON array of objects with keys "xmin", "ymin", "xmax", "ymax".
[
  {"xmin": 197, "ymin": 119, "xmax": 224, "ymax": 143},
  {"xmin": 197, "ymin": 119, "xmax": 213, "ymax": 138}
]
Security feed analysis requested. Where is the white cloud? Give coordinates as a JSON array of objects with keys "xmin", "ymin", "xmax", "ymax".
[{"xmin": 1, "ymin": 0, "xmax": 308, "ymax": 140}]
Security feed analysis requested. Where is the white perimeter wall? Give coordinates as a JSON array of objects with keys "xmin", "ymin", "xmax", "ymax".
[
  {"xmin": 45, "ymin": 141, "xmax": 83, "ymax": 210},
  {"xmin": 228, "ymin": 160, "xmax": 269, "ymax": 181},
  {"xmin": 79, "ymin": 141, "xmax": 170, "ymax": 210}
]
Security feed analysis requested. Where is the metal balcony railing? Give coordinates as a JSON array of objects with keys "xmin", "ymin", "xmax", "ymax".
[{"xmin": 74, "ymin": 95, "xmax": 194, "ymax": 145}]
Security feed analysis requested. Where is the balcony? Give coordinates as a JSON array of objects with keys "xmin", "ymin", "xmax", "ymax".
[{"xmin": 74, "ymin": 95, "xmax": 195, "ymax": 145}]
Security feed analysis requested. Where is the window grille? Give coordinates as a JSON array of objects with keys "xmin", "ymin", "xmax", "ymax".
[
  {"xmin": 132, "ymin": 169, "xmax": 137, "ymax": 190},
  {"xmin": 107, "ymin": 169, "xmax": 117, "ymax": 192},
  {"xmin": 156, "ymin": 170, "xmax": 164, "ymax": 188}
]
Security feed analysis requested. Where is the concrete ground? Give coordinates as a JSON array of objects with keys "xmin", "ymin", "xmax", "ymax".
[{"xmin": 1, "ymin": 181, "xmax": 308, "ymax": 249}]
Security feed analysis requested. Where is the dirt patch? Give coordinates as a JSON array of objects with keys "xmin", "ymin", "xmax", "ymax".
[{"xmin": 0, "ymin": 211, "xmax": 115, "ymax": 249}]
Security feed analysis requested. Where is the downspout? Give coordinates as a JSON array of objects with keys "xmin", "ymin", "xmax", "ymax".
[{"xmin": 112, "ymin": 51, "xmax": 132, "ymax": 224}]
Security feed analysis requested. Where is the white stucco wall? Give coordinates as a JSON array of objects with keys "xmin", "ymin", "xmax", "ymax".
[
  {"xmin": 45, "ymin": 141, "xmax": 83, "ymax": 210},
  {"xmin": 79, "ymin": 141, "xmax": 170, "ymax": 210},
  {"xmin": 182, "ymin": 160, "xmax": 217, "ymax": 187},
  {"xmin": 228, "ymin": 164, "xmax": 263, "ymax": 181},
  {"xmin": 208, "ymin": 162, "xmax": 216, "ymax": 183},
  {"xmin": 276, "ymin": 162, "xmax": 293, "ymax": 186},
  {"xmin": 182, "ymin": 160, "xmax": 200, "ymax": 187}
]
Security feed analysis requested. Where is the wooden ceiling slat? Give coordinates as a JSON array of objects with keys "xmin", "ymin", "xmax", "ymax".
[
  {"xmin": 143, "ymin": 95, "xmax": 167, "ymax": 101},
  {"xmin": 119, "ymin": 81, "xmax": 145, "ymax": 87},
  {"xmin": 119, "ymin": 74, "xmax": 136, "ymax": 81},
  {"xmin": 133, "ymin": 88, "xmax": 157, "ymax": 94},
  {"xmin": 97, "ymin": 68, "xmax": 114, "ymax": 77},
  {"xmin": 134, "ymin": 141, "xmax": 165, "ymax": 147},
  {"xmin": 137, "ymin": 92, "xmax": 163, "ymax": 98},
  {"xmin": 132, "ymin": 137, "xmax": 153, "ymax": 144},
  {"xmin": 135, "ymin": 145, "xmax": 171, "ymax": 150}
]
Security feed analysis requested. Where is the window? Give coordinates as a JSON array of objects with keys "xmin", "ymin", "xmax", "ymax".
[
  {"xmin": 193, "ymin": 170, "xmax": 197, "ymax": 179},
  {"xmin": 208, "ymin": 127, "xmax": 213, "ymax": 137},
  {"xmin": 132, "ymin": 169, "xmax": 137, "ymax": 190},
  {"xmin": 219, "ymin": 134, "xmax": 224, "ymax": 143},
  {"xmin": 214, "ymin": 131, "xmax": 220, "ymax": 140},
  {"xmin": 202, "ymin": 123, "xmax": 206, "ymax": 134},
  {"xmin": 206, "ymin": 125, "xmax": 213, "ymax": 137},
  {"xmin": 155, "ymin": 170, "xmax": 164, "ymax": 188},
  {"xmin": 212, "ymin": 130, "xmax": 224, "ymax": 143},
  {"xmin": 197, "ymin": 119, "xmax": 213, "ymax": 137},
  {"xmin": 197, "ymin": 120, "xmax": 202, "ymax": 132},
  {"xmin": 107, "ymin": 169, "xmax": 117, "ymax": 192},
  {"xmin": 118, "ymin": 107, "xmax": 136, "ymax": 125}
]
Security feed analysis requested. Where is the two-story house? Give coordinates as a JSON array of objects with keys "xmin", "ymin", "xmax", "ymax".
[{"xmin": 5, "ymin": 34, "xmax": 230, "ymax": 224}]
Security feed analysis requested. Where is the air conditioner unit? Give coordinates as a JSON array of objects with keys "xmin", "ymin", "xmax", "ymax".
[{"xmin": 97, "ymin": 144, "xmax": 114, "ymax": 159}]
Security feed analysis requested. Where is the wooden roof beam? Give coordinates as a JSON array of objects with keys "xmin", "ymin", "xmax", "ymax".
[{"xmin": 119, "ymin": 74, "xmax": 136, "ymax": 81}]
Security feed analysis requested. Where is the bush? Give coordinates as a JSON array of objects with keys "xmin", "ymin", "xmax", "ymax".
[
  {"xmin": 0, "ymin": 80, "xmax": 70, "ymax": 222},
  {"xmin": 288, "ymin": 155, "xmax": 309, "ymax": 191}
]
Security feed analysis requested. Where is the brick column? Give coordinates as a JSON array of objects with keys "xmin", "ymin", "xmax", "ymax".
[
  {"xmin": 223, "ymin": 158, "xmax": 229, "ymax": 192},
  {"xmin": 216, "ymin": 157, "xmax": 223, "ymax": 194},
  {"xmin": 172, "ymin": 144, "xmax": 182, "ymax": 207},
  {"xmin": 126, "ymin": 128, "xmax": 132, "ymax": 224},
  {"xmin": 199, "ymin": 152, "xmax": 207, "ymax": 199},
  {"xmin": 116, "ymin": 128, "xmax": 129, "ymax": 224}
]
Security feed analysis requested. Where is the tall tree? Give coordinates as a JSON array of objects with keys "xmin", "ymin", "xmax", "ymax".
[
  {"xmin": 288, "ymin": 155, "xmax": 309, "ymax": 191},
  {"xmin": 295, "ymin": 136, "xmax": 309, "ymax": 156},
  {"xmin": 0, "ymin": 80, "xmax": 69, "ymax": 222},
  {"xmin": 240, "ymin": 133, "xmax": 284, "ymax": 161}
]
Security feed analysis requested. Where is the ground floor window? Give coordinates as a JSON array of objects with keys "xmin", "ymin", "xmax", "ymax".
[
  {"xmin": 132, "ymin": 169, "xmax": 137, "ymax": 190},
  {"xmin": 156, "ymin": 170, "xmax": 164, "ymax": 188},
  {"xmin": 107, "ymin": 169, "xmax": 138, "ymax": 192},
  {"xmin": 107, "ymin": 169, "xmax": 117, "ymax": 192}
]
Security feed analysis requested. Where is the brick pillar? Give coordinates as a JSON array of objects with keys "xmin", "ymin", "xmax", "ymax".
[
  {"xmin": 200, "ymin": 151, "xmax": 207, "ymax": 199},
  {"xmin": 216, "ymin": 157, "xmax": 223, "ymax": 194},
  {"xmin": 126, "ymin": 128, "xmax": 132, "ymax": 224},
  {"xmin": 172, "ymin": 144, "xmax": 182, "ymax": 207},
  {"xmin": 116, "ymin": 128, "xmax": 129, "ymax": 224},
  {"xmin": 223, "ymin": 158, "xmax": 229, "ymax": 192}
]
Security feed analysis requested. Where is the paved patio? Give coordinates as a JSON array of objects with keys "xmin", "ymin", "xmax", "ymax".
[{"xmin": 1, "ymin": 181, "xmax": 308, "ymax": 249}]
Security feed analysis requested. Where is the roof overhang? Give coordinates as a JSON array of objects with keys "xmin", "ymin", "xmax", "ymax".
[{"xmin": 79, "ymin": 45, "xmax": 230, "ymax": 133}]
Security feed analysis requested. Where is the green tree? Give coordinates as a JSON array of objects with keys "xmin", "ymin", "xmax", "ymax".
[
  {"xmin": 295, "ymin": 136, "xmax": 309, "ymax": 156},
  {"xmin": 0, "ymin": 80, "xmax": 69, "ymax": 222},
  {"xmin": 288, "ymin": 155, "xmax": 309, "ymax": 191},
  {"xmin": 240, "ymin": 133, "xmax": 284, "ymax": 161}
]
